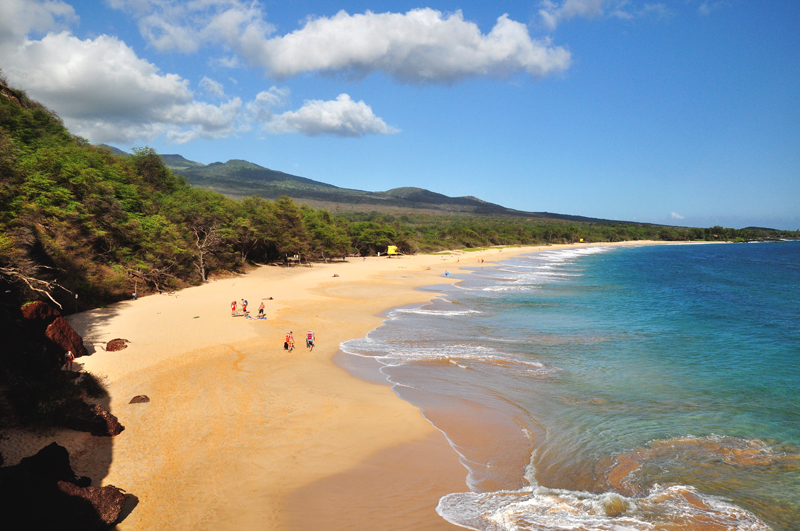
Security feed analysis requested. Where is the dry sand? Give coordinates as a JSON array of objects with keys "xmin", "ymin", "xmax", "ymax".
[{"xmin": 0, "ymin": 241, "xmax": 668, "ymax": 530}]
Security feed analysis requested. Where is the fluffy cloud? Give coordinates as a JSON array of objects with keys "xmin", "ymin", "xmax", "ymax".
[
  {"xmin": 107, "ymin": 0, "xmax": 275, "ymax": 54},
  {"xmin": 265, "ymin": 94, "xmax": 398, "ymax": 137},
  {"xmin": 2, "ymin": 31, "xmax": 243, "ymax": 143},
  {"xmin": 199, "ymin": 76, "xmax": 226, "ymax": 97},
  {"xmin": 2, "ymin": 28, "xmax": 393, "ymax": 142},
  {"xmin": 107, "ymin": 3, "xmax": 571, "ymax": 83},
  {"xmin": 244, "ymin": 9, "xmax": 571, "ymax": 83},
  {"xmin": 0, "ymin": 0, "xmax": 75, "ymax": 45},
  {"xmin": 245, "ymin": 86, "xmax": 289, "ymax": 122},
  {"xmin": 670, "ymin": 212, "xmax": 685, "ymax": 220}
]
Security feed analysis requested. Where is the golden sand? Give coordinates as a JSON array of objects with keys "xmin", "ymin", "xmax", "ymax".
[{"xmin": 1, "ymin": 241, "xmax": 668, "ymax": 530}]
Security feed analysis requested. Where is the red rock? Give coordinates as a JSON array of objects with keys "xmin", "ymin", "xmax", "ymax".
[
  {"xmin": 65, "ymin": 402, "xmax": 125, "ymax": 437},
  {"xmin": 129, "ymin": 395, "xmax": 150, "ymax": 404},
  {"xmin": 45, "ymin": 316, "xmax": 89, "ymax": 358},
  {"xmin": 20, "ymin": 300, "xmax": 61, "ymax": 321},
  {"xmin": 106, "ymin": 338, "xmax": 129, "ymax": 351},
  {"xmin": 57, "ymin": 481, "xmax": 127, "ymax": 527}
]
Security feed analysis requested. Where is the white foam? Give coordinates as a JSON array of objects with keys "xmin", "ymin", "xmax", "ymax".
[
  {"xmin": 392, "ymin": 308, "xmax": 483, "ymax": 317},
  {"xmin": 437, "ymin": 483, "xmax": 770, "ymax": 531}
]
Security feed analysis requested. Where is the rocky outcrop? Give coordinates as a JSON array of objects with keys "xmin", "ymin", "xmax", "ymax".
[
  {"xmin": 21, "ymin": 300, "xmax": 61, "ymax": 322},
  {"xmin": 129, "ymin": 395, "xmax": 150, "ymax": 404},
  {"xmin": 45, "ymin": 316, "xmax": 89, "ymax": 358},
  {"xmin": 9, "ymin": 301, "xmax": 69, "ymax": 372},
  {"xmin": 106, "ymin": 338, "xmax": 129, "ymax": 351},
  {"xmin": 0, "ymin": 443, "xmax": 127, "ymax": 530},
  {"xmin": 64, "ymin": 402, "xmax": 125, "ymax": 437},
  {"xmin": 57, "ymin": 481, "xmax": 127, "ymax": 528}
]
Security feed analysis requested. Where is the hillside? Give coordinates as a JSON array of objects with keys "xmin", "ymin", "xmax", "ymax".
[{"xmin": 162, "ymin": 156, "xmax": 612, "ymax": 222}]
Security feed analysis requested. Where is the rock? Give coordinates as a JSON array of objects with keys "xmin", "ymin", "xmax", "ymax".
[
  {"xmin": 0, "ymin": 442, "xmax": 127, "ymax": 530},
  {"xmin": 57, "ymin": 481, "xmax": 127, "ymax": 528},
  {"xmin": 21, "ymin": 301, "xmax": 61, "ymax": 321},
  {"xmin": 64, "ymin": 402, "xmax": 125, "ymax": 437},
  {"xmin": 106, "ymin": 338, "xmax": 129, "ymax": 352},
  {"xmin": 45, "ymin": 316, "xmax": 89, "ymax": 358},
  {"xmin": 129, "ymin": 395, "xmax": 150, "ymax": 404}
]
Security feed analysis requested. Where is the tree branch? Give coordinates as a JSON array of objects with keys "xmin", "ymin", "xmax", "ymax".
[{"xmin": 0, "ymin": 266, "xmax": 71, "ymax": 309}]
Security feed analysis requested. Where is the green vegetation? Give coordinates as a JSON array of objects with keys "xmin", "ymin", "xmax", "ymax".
[{"xmin": 1, "ymin": 76, "xmax": 798, "ymax": 314}]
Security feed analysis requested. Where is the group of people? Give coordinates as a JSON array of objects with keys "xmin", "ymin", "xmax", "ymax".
[
  {"xmin": 231, "ymin": 299, "xmax": 266, "ymax": 319},
  {"xmin": 284, "ymin": 330, "xmax": 315, "ymax": 352}
]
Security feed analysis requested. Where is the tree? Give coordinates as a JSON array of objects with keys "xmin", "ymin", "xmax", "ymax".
[{"xmin": 303, "ymin": 207, "xmax": 350, "ymax": 261}]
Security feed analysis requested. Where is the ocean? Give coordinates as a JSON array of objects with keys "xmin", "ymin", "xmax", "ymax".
[{"xmin": 340, "ymin": 241, "xmax": 800, "ymax": 531}]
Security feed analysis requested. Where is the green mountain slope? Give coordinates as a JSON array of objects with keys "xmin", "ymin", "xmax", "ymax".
[{"xmin": 164, "ymin": 156, "xmax": 613, "ymax": 222}]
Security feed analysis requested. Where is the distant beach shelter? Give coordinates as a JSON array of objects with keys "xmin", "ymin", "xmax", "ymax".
[{"xmin": 387, "ymin": 245, "xmax": 401, "ymax": 256}]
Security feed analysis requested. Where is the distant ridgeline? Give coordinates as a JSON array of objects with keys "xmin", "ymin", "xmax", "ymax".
[
  {"xmin": 158, "ymin": 154, "xmax": 606, "ymax": 220},
  {"xmin": 1, "ymin": 76, "xmax": 797, "ymax": 314}
]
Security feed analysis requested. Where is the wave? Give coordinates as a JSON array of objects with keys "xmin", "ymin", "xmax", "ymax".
[
  {"xmin": 391, "ymin": 308, "xmax": 483, "ymax": 317},
  {"xmin": 437, "ymin": 483, "xmax": 770, "ymax": 531}
]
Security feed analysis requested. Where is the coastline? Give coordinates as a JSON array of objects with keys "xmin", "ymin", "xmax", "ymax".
[{"xmin": 2, "ymin": 241, "xmax": 673, "ymax": 529}]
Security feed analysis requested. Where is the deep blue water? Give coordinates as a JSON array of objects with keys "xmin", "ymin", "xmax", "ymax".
[{"xmin": 342, "ymin": 241, "xmax": 800, "ymax": 530}]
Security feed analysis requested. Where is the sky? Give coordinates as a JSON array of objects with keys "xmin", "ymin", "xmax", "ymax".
[{"xmin": 1, "ymin": 0, "xmax": 798, "ymax": 229}]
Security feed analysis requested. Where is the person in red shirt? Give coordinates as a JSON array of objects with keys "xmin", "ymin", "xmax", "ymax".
[
  {"xmin": 285, "ymin": 331, "xmax": 294, "ymax": 352},
  {"xmin": 306, "ymin": 330, "xmax": 315, "ymax": 351}
]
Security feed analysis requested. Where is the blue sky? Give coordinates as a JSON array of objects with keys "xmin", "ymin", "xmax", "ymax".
[{"xmin": 2, "ymin": 1, "xmax": 798, "ymax": 229}]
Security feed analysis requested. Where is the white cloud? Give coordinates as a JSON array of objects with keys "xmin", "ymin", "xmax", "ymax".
[
  {"xmin": 199, "ymin": 76, "xmax": 225, "ymax": 97},
  {"xmin": 538, "ymin": 0, "xmax": 669, "ymax": 29},
  {"xmin": 107, "ymin": 0, "xmax": 276, "ymax": 54},
  {"xmin": 2, "ymin": 31, "xmax": 243, "ymax": 143},
  {"xmin": 3, "ymin": 27, "xmax": 393, "ymax": 142},
  {"xmin": 106, "ymin": 3, "xmax": 571, "ymax": 83},
  {"xmin": 245, "ymin": 86, "xmax": 290, "ymax": 122},
  {"xmin": 0, "ymin": 2, "xmax": 418, "ymax": 142},
  {"xmin": 539, "ymin": 0, "xmax": 605, "ymax": 29},
  {"xmin": 0, "ymin": 0, "xmax": 76, "ymax": 46},
  {"xmin": 670, "ymin": 212, "xmax": 685, "ymax": 220},
  {"xmin": 265, "ymin": 94, "xmax": 398, "ymax": 137},
  {"xmin": 241, "ymin": 9, "xmax": 571, "ymax": 83}
]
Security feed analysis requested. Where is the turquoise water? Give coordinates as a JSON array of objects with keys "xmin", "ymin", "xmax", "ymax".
[{"xmin": 341, "ymin": 241, "xmax": 800, "ymax": 530}]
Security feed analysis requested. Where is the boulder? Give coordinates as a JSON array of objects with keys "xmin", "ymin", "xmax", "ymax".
[
  {"xmin": 0, "ymin": 442, "xmax": 127, "ymax": 530},
  {"xmin": 129, "ymin": 395, "xmax": 150, "ymax": 404},
  {"xmin": 57, "ymin": 481, "xmax": 127, "ymax": 528},
  {"xmin": 106, "ymin": 338, "xmax": 129, "ymax": 352},
  {"xmin": 21, "ymin": 301, "xmax": 61, "ymax": 321},
  {"xmin": 64, "ymin": 402, "xmax": 125, "ymax": 437},
  {"xmin": 45, "ymin": 316, "xmax": 89, "ymax": 358}
]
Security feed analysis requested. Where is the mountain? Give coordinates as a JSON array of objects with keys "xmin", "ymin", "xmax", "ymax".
[{"xmin": 163, "ymin": 156, "xmax": 613, "ymax": 222}]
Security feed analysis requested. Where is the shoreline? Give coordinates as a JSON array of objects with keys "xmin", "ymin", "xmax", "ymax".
[{"xmin": 2, "ymin": 240, "xmax": 676, "ymax": 529}]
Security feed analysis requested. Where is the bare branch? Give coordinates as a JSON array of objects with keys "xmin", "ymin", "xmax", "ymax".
[{"xmin": 0, "ymin": 266, "xmax": 71, "ymax": 309}]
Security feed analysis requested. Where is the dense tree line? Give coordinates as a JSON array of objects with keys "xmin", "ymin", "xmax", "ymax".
[{"xmin": 1, "ymin": 78, "xmax": 797, "ymax": 313}]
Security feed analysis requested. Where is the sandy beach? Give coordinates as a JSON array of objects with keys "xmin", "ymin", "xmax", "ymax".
[{"xmin": 1, "ymin": 241, "xmax": 667, "ymax": 530}]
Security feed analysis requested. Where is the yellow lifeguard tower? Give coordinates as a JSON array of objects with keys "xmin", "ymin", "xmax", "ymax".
[{"xmin": 386, "ymin": 245, "xmax": 402, "ymax": 256}]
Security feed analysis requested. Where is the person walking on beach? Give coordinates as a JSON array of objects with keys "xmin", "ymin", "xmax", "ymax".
[
  {"xmin": 241, "ymin": 299, "xmax": 248, "ymax": 315},
  {"xmin": 231, "ymin": 300, "xmax": 237, "ymax": 315},
  {"xmin": 64, "ymin": 350, "xmax": 74, "ymax": 371},
  {"xmin": 285, "ymin": 331, "xmax": 294, "ymax": 352},
  {"xmin": 306, "ymin": 330, "xmax": 315, "ymax": 351},
  {"xmin": 258, "ymin": 301, "xmax": 265, "ymax": 319}
]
